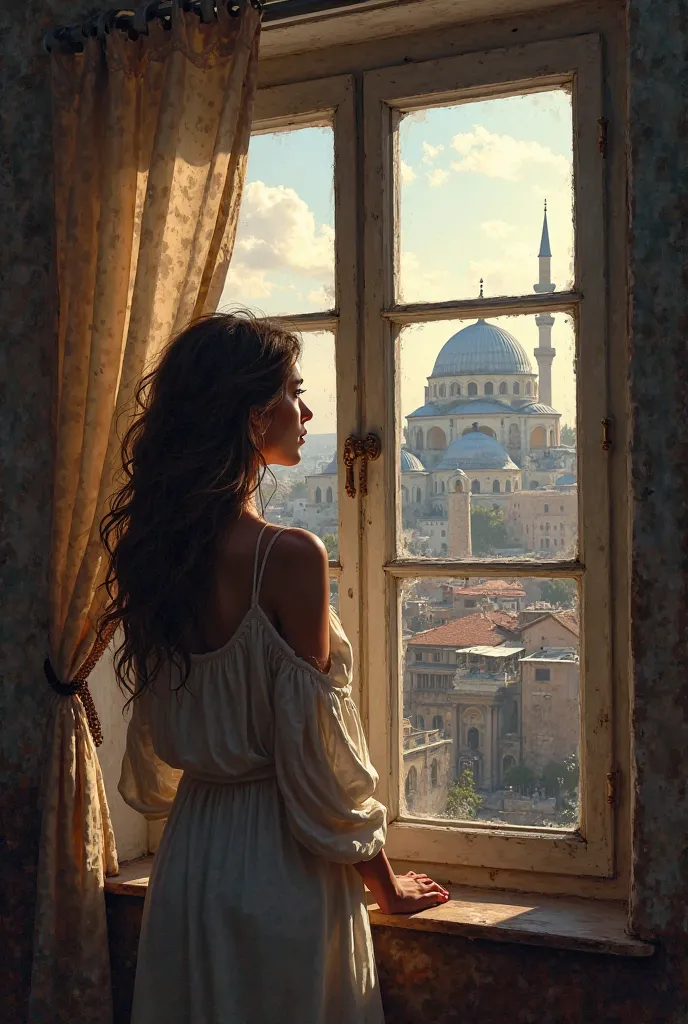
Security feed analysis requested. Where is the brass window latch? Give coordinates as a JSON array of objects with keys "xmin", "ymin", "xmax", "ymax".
[{"xmin": 342, "ymin": 434, "xmax": 381, "ymax": 498}]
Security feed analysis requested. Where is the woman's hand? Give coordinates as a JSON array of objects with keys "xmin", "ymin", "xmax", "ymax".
[{"xmin": 376, "ymin": 870, "xmax": 450, "ymax": 915}]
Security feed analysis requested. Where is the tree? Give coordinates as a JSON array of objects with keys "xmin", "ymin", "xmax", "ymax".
[
  {"xmin": 288, "ymin": 479, "xmax": 307, "ymax": 499},
  {"xmin": 321, "ymin": 533, "xmax": 339, "ymax": 560},
  {"xmin": 540, "ymin": 754, "xmax": 579, "ymax": 822},
  {"xmin": 539, "ymin": 579, "xmax": 577, "ymax": 608},
  {"xmin": 445, "ymin": 770, "xmax": 482, "ymax": 819},
  {"xmin": 470, "ymin": 505, "xmax": 508, "ymax": 555},
  {"xmin": 503, "ymin": 763, "xmax": 536, "ymax": 796},
  {"xmin": 561, "ymin": 424, "xmax": 576, "ymax": 446}
]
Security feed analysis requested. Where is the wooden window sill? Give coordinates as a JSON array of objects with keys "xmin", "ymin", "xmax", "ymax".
[{"xmin": 106, "ymin": 857, "xmax": 653, "ymax": 959}]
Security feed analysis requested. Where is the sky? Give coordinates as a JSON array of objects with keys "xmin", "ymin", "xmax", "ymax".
[{"xmin": 219, "ymin": 88, "xmax": 577, "ymax": 432}]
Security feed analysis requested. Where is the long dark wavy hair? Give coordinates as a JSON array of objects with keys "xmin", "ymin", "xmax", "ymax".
[{"xmin": 99, "ymin": 311, "xmax": 301, "ymax": 698}]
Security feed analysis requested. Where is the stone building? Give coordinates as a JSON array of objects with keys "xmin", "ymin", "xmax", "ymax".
[
  {"xmin": 452, "ymin": 580, "xmax": 527, "ymax": 618},
  {"xmin": 520, "ymin": 647, "xmax": 580, "ymax": 776},
  {"xmin": 401, "ymin": 720, "xmax": 453, "ymax": 817},
  {"xmin": 504, "ymin": 489, "xmax": 578, "ymax": 555}
]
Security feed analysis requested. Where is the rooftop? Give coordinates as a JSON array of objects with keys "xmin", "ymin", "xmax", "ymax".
[
  {"xmin": 520, "ymin": 611, "xmax": 580, "ymax": 639},
  {"xmin": 454, "ymin": 580, "xmax": 527, "ymax": 599},
  {"xmin": 407, "ymin": 611, "xmax": 520, "ymax": 649},
  {"xmin": 521, "ymin": 647, "xmax": 579, "ymax": 663},
  {"xmin": 460, "ymin": 645, "xmax": 525, "ymax": 658}
]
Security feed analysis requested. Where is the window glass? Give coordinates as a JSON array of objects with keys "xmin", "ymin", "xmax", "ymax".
[
  {"xmin": 401, "ymin": 575, "xmax": 580, "ymax": 827},
  {"xmin": 397, "ymin": 90, "xmax": 574, "ymax": 302}
]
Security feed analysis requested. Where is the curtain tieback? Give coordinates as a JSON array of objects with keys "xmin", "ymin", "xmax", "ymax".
[{"xmin": 43, "ymin": 623, "xmax": 116, "ymax": 747}]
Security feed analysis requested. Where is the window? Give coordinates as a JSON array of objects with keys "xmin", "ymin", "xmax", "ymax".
[
  {"xmin": 362, "ymin": 34, "xmax": 615, "ymax": 888},
  {"xmin": 431, "ymin": 759, "xmax": 439, "ymax": 788},
  {"xmin": 493, "ymin": 479, "xmax": 501, "ymax": 493},
  {"xmin": 484, "ymin": 381, "xmax": 494, "ymax": 396},
  {"xmin": 535, "ymin": 668, "xmax": 552, "ymax": 682},
  {"xmin": 432, "ymin": 653, "xmax": 441, "ymax": 662},
  {"xmin": 439, "ymin": 383, "xmax": 446, "ymax": 397},
  {"xmin": 544, "ymin": 504, "xmax": 550, "ymax": 513},
  {"xmin": 432, "ymin": 715, "xmax": 444, "ymax": 731},
  {"xmin": 415, "ymin": 651, "xmax": 422, "ymax": 662},
  {"xmin": 500, "ymin": 382, "xmax": 508, "ymax": 394}
]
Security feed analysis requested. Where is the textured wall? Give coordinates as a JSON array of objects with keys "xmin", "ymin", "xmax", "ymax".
[
  {"xmin": 0, "ymin": 2, "xmax": 56, "ymax": 1019},
  {"xmin": 627, "ymin": 0, "xmax": 688, "ymax": 943}
]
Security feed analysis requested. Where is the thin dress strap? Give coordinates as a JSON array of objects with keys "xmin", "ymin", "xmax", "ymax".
[{"xmin": 252, "ymin": 525, "xmax": 287, "ymax": 606}]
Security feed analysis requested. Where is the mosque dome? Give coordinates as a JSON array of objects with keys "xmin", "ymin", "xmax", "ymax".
[
  {"xmin": 436, "ymin": 425, "xmax": 518, "ymax": 471},
  {"xmin": 431, "ymin": 319, "xmax": 533, "ymax": 377},
  {"xmin": 321, "ymin": 448, "xmax": 426, "ymax": 475},
  {"xmin": 400, "ymin": 449, "xmax": 426, "ymax": 472}
]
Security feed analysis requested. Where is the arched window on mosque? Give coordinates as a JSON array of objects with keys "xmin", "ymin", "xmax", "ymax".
[
  {"xmin": 441, "ymin": 481, "xmax": 445, "ymax": 493},
  {"xmin": 438, "ymin": 383, "xmax": 446, "ymax": 398},
  {"xmin": 432, "ymin": 384, "xmax": 437, "ymax": 397},
  {"xmin": 326, "ymin": 487, "xmax": 333, "ymax": 503},
  {"xmin": 505, "ymin": 479, "xmax": 512, "ymax": 493},
  {"xmin": 415, "ymin": 429, "xmax": 423, "ymax": 449},
  {"xmin": 526, "ymin": 381, "xmax": 533, "ymax": 396},
  {"xmin": 468, "ymin": 382, "xmax": 478, "ymax": 396},
  {"xmin": 499, "ymin": 381, "xmax": 508, "ymax": 395},
  {"xmin": 415, "ymin": 486, "xmax": 422, "ymax": 503},
  {"xmin": 432, "ymin": 715, "xmax": 443, "ymax": 731},
  {"xmin": 493, "ymin": 479, "xmax": 500, "ymax": 493},
  {"xmin": 315, "ymin": 487, "xmax": 322, "ymax": 504},
  {"xmin": 450, "ymin": 382, "xmax": 459, "ymax": 396},
  {"xmin": 484, "ymin": 381, "xmax": 494, "ymax": 396},
  {"xmin": 513, "ymin": 382, "xmax": 520, "ymax": 395},
  {"xmin": 471, "ymin": 480, "xmax": 481, "ymax": 494}
]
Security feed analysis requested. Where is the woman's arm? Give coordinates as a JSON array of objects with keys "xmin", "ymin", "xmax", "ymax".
[
  {"xmin": 355, "ymin": 849, "xmax": 449, "ymax": 914},
  {"xmin": 269, "ymin": 527, "xmax": 449, "ymax": 913}
]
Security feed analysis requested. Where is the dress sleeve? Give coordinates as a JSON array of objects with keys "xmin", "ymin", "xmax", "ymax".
[
  {"xmin": 273, "ymin": 660, "xmax": 387, "ymax": 863},
  {"xmin": 118, "ymin": 691, "xmax": 182, "ymax": 821}
]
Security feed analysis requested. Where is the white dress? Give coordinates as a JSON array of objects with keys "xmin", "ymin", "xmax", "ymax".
[{"xmin": 119, "ymin": 526, "xmax": 388, "ymax": 1024}]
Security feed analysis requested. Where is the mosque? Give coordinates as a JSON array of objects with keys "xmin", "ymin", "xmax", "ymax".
[{"xmin": 304, "ymin": 207, "xmax": 577, "ymax": 555}]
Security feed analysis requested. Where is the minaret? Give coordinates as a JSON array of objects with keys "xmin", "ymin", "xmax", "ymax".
[{"xmin": 533, "ymin": 201, "xmax": 556, "ymax": 407}]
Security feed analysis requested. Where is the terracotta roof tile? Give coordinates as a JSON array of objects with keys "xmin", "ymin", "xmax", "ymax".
[
  {"xmin": 407, "ymin": 612, "xmax": 519, "ymax": 649},
  {"xmin": 453, "ymin": 580, "xmax": 527, "ymax": 598}
]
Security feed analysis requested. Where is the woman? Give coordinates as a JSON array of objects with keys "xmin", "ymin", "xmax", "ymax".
[{"xmin": 100, "ymin": 312, "xmax": 449, "ymax": 1024}]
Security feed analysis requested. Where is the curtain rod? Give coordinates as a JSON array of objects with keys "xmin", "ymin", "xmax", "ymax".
[{"xmin": 43, "ymin": 0, "xmax": 372, "ymax": 54}]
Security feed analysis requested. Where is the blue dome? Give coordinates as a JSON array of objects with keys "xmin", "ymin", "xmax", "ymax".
[
  {"xmin": 436, "ymin": 427, "xmax": 518, "ymax": 471},
  {"xmin": 556, "ymin": 473, "xmax": 576, "ymax": 485},
  {"xmin": 321, "ymin": 448, "xmax": 426, "ymax": 475},
  {"xmin": 400, "ymin": 449, "xmax": 425, "ymax": 472},
  {"xmin": 432, "ymin": 319, "xmax": 533, "ymax": 376},
  {"xmin": 521, "ymin": 403, "xmax": 560, "ymax": 415}
]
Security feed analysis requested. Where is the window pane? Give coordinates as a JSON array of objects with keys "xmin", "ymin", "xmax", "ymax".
[
  {"xmin": 397, "ymin": 90, "xmax": 574, "ymax": 303},
  {"xmin": 399, "ymin": 312, "xmax": 577, "ymax": 561},
  {"xmin": 219, "ymin": 127, "xmax": 335, "ymax": 316},
  {"xmin": 400, "ymin": 575, "xmax": 580, "ymax": 828},
  {"xmin": 261, "ymin": 332, "xmax": 338, "ymax": 557}
]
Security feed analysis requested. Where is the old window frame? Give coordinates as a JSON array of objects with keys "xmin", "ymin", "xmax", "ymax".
[{"xmin": 360, "ymin": 36, "xmax": 614, "ymax": 880}]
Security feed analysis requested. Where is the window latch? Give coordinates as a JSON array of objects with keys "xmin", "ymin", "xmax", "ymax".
[
  {"xmin": 343, "ymin": 434, "xmax": 381, "ymax": 498},
  {"xmin": 606, "ymin": 771, "xmax": 617, "ymax": 806},
  {"xmin": 601, "ymin": 418, "xmax": 612, "ymax": 451}
]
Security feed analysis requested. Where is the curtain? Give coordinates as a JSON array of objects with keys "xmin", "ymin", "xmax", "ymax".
[{"xmin": 30, "ymin": 6, "xmax": 261, "ymax": 1021}]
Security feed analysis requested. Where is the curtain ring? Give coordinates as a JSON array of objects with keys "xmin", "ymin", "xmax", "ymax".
[
  {"xmin": 96, "ymin": 10, "xmax": 118, "ymax": 39},
  {"xmin": 132, "ymin": 0, "xmax": 161, "ymax": 36},
  {"xmin": 200, "ymin": 0, "xmax": 216, "ymax": 23}
]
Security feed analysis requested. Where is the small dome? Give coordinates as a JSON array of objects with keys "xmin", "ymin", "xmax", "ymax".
[
  {"xmin": 432, "ymin": 319, "xmax": 533, "ymax": 376},
  {"xmin": 401, "ymin": 449, "xmax": 426, "ymax": 472},
  {"xmin": 556, "ymin": 473, "xmax": 576, "ymax": 485},
  {"xmin": 521, "ymin": 403, "xmax": 560, "ymax": 415},
  {"xmin": 320, "ymin": 448, "xmax": 426, "ymax": 476},
  {"xmin": 436, "ymin": 425, "xmax": 518, "ymax": 471}
]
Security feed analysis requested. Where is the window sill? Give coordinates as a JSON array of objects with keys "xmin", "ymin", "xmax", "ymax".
[{"xmin": 106, "ymin": 858, "xmax": 653, "ymax": 959}]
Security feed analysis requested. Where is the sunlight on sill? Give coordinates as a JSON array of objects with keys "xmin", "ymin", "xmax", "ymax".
[{"xmin": 105, "ymin": 857, "xmax": 653, "ymax": 959}]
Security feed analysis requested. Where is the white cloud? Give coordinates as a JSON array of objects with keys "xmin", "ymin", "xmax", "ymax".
[
  {"xmin": 400, "ymin": 160, "xmax": 416, "ymax": 184},
  {"xmin": 305, "ymin": 285, "xmax": 335, "ymax": 309},
  {"xmin": 422, "ymin": 142, "xmax": 444, "ymax": 163},
  {"xmin": 481, "ymin": 219, "xmax": 516, "ymax": 241},
  {"xmin": 427, "ymin": 168, "xmax": 450, "ymax": 188},
  {"xmin": 451, "ymin": 126, "xmax": 571, "ymax": 181},
  {"xmin": 400, "ymin": 251, "xmax": 452, "ymax": 303},
  {"xmin": 221, "ymin": 180, "xmax": 334, "ymax": 302}
]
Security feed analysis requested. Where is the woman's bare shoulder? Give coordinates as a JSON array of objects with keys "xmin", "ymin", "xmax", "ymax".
[{"xmin": 271, "ymin": 527, "xmax": 328, "ymax": 569}]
